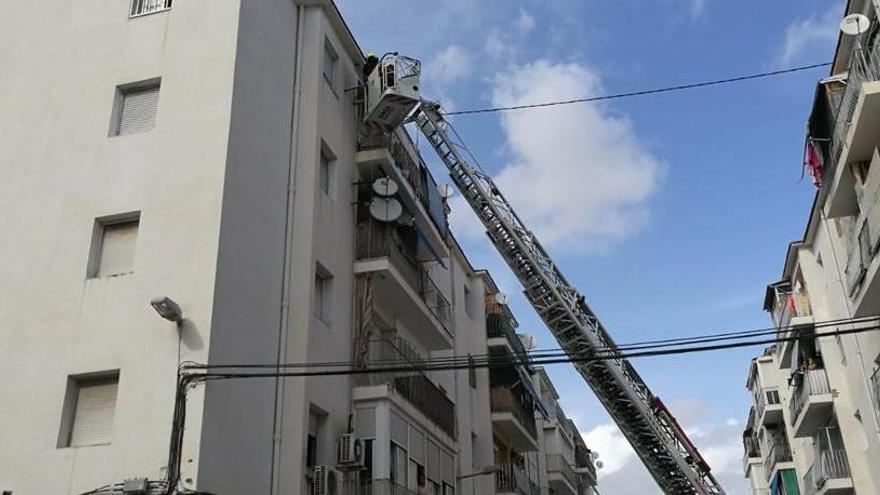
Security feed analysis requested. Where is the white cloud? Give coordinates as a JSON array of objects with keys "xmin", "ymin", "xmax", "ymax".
[
  {"xmin": 451, "ymin": 60, "xmax": 662, "ymax": 251},
  {"xmin": 425, "ymin": 45, "xmax": 474, "ymax": 86},
  {"xmin": 580, "ymin": 414, "xmax": 751, "ymax": 494},
  {"xmin": 688, "ymin": 0, "xmax": 707, "ymax": 20},
  {"xmin": 515, "ymin": 8, "xmax": 536, "ymax": 33},
  {"xmin": 779, "ymin": 4, "xmax": 843, "ymax": 65}
]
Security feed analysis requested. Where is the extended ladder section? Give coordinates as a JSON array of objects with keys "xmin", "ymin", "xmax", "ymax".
[{"xmin": 414, "ymin": 101, "xmax": 725, "ymax": 495}]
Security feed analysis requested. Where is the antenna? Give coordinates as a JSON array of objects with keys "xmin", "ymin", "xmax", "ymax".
[
  {"xmin": 372, "ymin": 177, "xmax": 399, "ymax": 197},
  {"xmin": 369, "ymin": 197, "xmax": 403, "ymax": 222},
  {"xmin": 840, "ymin": 14, "xmax": 870, "ymax": 36},
  {"xmin": 494, "ymin": 292, "xmax": 509, "ymax": 305}
]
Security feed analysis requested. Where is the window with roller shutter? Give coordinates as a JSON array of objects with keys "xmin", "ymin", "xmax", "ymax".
[
  {"xmin": 58, "ymin": 372, "xmax": 119, "ymax": 448},
  {"xmin": 113, "ymin": 83, "xmax": 160, "ymax": 136}
]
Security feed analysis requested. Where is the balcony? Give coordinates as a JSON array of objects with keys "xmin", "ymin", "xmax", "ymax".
[
  {"xmin": 355, "ymin": 338, "xmax": 456, "ymax": 438},
  {"xmin": 790, "ymin": 369, "xmax": 834, "ymax": 438},
  {"xmin": 842, "ymin": 182, "xmax": 880, "ymax": 314},
  {"xmin": 129, "ymin": 0, "xmax": 172, "ymax": 17},
  {"xmin": 763, "ymin": 442, "xmax": 793, "ymax": 481},
  {"xmin": 486, "ymin": 304, "xmax": 531, "ymax": 364},
  {"xmin": 812, "ymin": 41, "xmax": 880, "ymax": 200},
  {"xmin": 494, "ymin": 463, "xmax": 539, "ymax": 495},
  {"xmin": 742, "ymin": 430, "xmax": 762, "ymax": 476},
  {"xmin": 803, "ymin": 449, "xmax": 853, "ymax": 495},
  {"xmin": 355, "ymin": 217, "xmax": 452, "ymax": 350},
  {"xmin": 546, "ymin": 454, "xmax": 578, "ymax": 495},
  {"xmin": 490, "ymin": 387, "xmax": 538, "ymax": 451},
  {"xmin": 756, "ymin": 387, "xmax": 783, "ymax": 425},
  {"xmin": 766, "ymin": 282, "xmax": 814, "ymax": 364},
  {"xmin": 356, "ymin": 131, "xmax": 448, "ymax": 257}
]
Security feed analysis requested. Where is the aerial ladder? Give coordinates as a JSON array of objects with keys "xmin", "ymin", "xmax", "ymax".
[{"xmin": 362, "ymin": 53, "xmax": 725, "ymax": 495}]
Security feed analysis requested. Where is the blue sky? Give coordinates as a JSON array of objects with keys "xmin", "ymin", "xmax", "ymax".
[{"xmin": 337, "ymin": 0, "xmax": 845, "ymax": 492}]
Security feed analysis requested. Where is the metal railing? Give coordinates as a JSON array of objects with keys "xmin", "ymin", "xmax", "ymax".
[
  {"xmin": 356, "ymin": 338, "xmax": 456, "ymax": 438},
  {"xmin": 790, "ymin": 369, "xmax": 831, "ymax": 424},
  {"xmin": 546, "ymin": 454, "xmax": 578, "ymax": 491},
  {"xmin": 824, "ymin": 42, "xmax": 880, "ymax": 184},
  {"xmin": 804, "ymin": 449, "xmax": 851, "ymax": 495},
  {"xmin": 494, "ymin": 463, "xmax": 539, "ymax": 495},
  {"xmin": 420, "ymin": 271, "xmax": 451, "ymax": 333},
  {"xmin": 355, "ymin": 218, "xmax": 451, "ymax": 335},
  {"xmin": 486, "ymin": 310, "xmax": 530, "ymax": 363},
  {"xmin": 871, "ymin": 367, "xmax": 880, "ymax": 414},
  {"xmin": 129, "ymin": 0, "xmax": 172, "ymax": 17},
  {"xmin": 742, "ymin": 433, "xmax": 761, "ymax": 459},
  {"xmin": 764, "ymin": 442, "xmax": 793, "ymax": 480},
  {"xmin": 491, "ymin": 387, "xmax": 538, "ymax": 439}
]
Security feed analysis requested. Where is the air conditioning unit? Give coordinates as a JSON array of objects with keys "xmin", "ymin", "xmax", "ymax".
[
  {"xmin": 336, "ymin": 433, "xmax": 364, "ymax": 468},
  {"xmin": 312, "ymin": 465, "xmax": 339, "ymax": 495}
]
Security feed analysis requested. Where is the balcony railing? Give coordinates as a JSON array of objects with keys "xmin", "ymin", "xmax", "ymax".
[
  {"xmin": 823, "ymin": 42, "xmax": 880, "ymax": 184},
  {"xmin": 756, "ymin": 387, "xmax": 781, "ymax": 420},
  {"xmin": 871, "ymin": 367, "xmax": 880, "ymax": 413},
  {"xmin": 790, "ymin": 369, "xmax": 831, "ymax": 424},
  {"xmin": 742, "ymin": 433, "xmax": 761, "ymax": 459},
  {"xmin": 491, "ymin": 387, "xmax": 538, "ymax": 439},
  {"xmin": 355, "ymin": 218, "xmax": 451, "ymax": 334},
  {"xmin": 129, "ymin": 0, "xmax": 172, "ymax": 17},
  {"xmin": 546, "ymin": 454, "xmax": 578, "ymax": 490},
  {"xmin": 356, "ymin": 338, "xmax": 456, "ymax": 438},
  {"xmin": 764, "ymin": 442, "xmax": 793, "ymax": 480},
  {"xmin": 494, "ymin": 463, "xmax": 539, "ymax": 495},
  {"xmin": 487, "ymin": 310, "xmax": 530, "ymax": 364},
  {"xmin": 804, "ymin": 449, "xmax": 851, "ymax": 495}
]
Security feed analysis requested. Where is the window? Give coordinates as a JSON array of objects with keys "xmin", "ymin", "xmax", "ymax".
[
  {"xmin": 88, "ymin": 213, "xmax": 140, "ymax": 278},
  {"xmin": 112, "ymin": 81, "xmax": 160, "ymax": 136},
  {"xmin": 463, "ymin": 285, "xmax": 473, "ymax": 317},
  {"xmin": 322, "ymin": 38, "xmax": 339, "ymax": 92},
  {"xmin": 468, "ymin": 354, "xmax": 476, "ymax": 389},
  {"xmin": 306, "ymin": 410, "xmax": 325, "ymax": 469},
  {"xmin": 130, "ymin": 0, "xmax": 172, "ymax": 17},
  {"xmin": 313, "ymin": 264, "xmax": 333, "ymax": 325},
  {"xmin": 58, "ymin": 372, "xmax": 119, "ymax": 448},
  {"xmin": 390, "ymin": 444, "xmax": 408, "ymax": 487},
  {"xmin": 319, "ymin": 142, "xmax": 337, "ymax": 199}
]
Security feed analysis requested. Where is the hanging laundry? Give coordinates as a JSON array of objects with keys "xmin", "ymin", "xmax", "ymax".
[{"xmin": 805, "ymin": 139, "xmax": 824, "ymax": 187}]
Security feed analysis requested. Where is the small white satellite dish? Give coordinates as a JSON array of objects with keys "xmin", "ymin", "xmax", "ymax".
[
  {"xmin": 372, "ymin": 177, "xmax": 399, "ymax": 197},
  {"xmin": 595, "ymin": 460, "xmax": 604, "ymax": 470},
  {"xmin": 840, "ymin": 14, "xmax": 870, "ymax": 36},
  {"xmin": 369, "ymin": 197, "xmax": 403, "ymax": 222},
  {"xmin": 395, "ymin": 214, "xmax": 415, "ymax": 227},
  {"xmin": 439, "ymin": 184, "xmax": 455, "ymax": 199},
  {"xmin": 518, "ymin": 333, "xmax": 537, "ymax": 350},
  {"xmin": 494, "ymin": 292, "xmax": 510, "ymax": 305},
  {"xmin": 591, "ymin": 451, "xmax": 600, "ymax": 461}
]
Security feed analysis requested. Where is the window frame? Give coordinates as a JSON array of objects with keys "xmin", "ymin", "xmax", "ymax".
[
  {"xmin": 319, "ymin": 141, "xmax": 337, "ymax": 200},
  {"xmin": 313, "ymin": 263, "xmax": 334, "ymax": 326},
  {"xmin": 322, "ymin": 38, "xmax": 340, "ymax": 95},
  {"xmin": 109, "ymin": 78, "xmax": 161, "ymax": 137},
  {"xmin": 87, "ymin": 211, "xmax": 141, "ymax": 279},
  {"xmin": 57, "ymin": 370, "xmax": 120, "ymax": 448},
  {"xmin": 129, "ymin": 0, "xmax": 173, "ymax": 18}
]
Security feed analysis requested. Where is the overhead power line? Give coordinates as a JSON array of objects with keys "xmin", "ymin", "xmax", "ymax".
[
  {"xmin": 183, "ymin": 316, "xmax": 880, "ymax": 376},
  {"xmin": 443, "ymin": 62, "xmax": 831, "ymax": 116}
]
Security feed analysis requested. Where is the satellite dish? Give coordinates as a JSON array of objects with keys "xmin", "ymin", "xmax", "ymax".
[
  {"xmin": 369, "ymin": 197, "xmax": 403, "ymax": 222},
  {"xmin": 591, "ymin": 451, "xmax": 600, "ymax": 461},
  {"xmin": 840, "ymin": 14, "xmax": 870, "ymax": 36},
  {"xmin": 518, "ymin": 333, "xmax": 537, "ymax": 350},
  {"xmin": 595, "ymin": 460, "xmax": 604, "ymax": 470},
  {"xmin": 439, "ymin": 184, "xmax": 455, "ymax": 199},
  {"xmin": 395, "ymin": 214, "xmax": 415, "ymax": 226},
  {"xmin": 372, "ymin": 177, "xmax": 399, "ymax": 196},
  {"xmin": 494, "ymin": 292, "xmax": 510, "ymax": 305}
]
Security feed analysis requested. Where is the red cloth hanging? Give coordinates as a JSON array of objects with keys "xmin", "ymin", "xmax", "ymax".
[{"xmin": 805, "ymin": 139, "xmax": 824, "ymax": 187}]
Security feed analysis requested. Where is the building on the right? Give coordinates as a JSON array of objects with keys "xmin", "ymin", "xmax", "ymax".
[{"xmin": 743, "ymin": 1, "xmax": 880, "ymax": 494}]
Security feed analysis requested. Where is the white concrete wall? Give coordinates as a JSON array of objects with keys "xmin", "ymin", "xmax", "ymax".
[{"xmin": 0, "ymin": 1, "xmax": 240, "ymax": 493}]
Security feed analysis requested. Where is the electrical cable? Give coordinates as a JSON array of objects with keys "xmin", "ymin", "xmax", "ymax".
[
  {"xmin": 182, "ymin": 315, "xmax": 880, "ymax": 372},
  {"xmin": 442, "ymin": 62, "xmax": 832, "ymax": 116}
]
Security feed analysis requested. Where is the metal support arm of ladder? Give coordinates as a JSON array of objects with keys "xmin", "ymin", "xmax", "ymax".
[{"xmin": 413, "ymin": 101, "xmax": 724, "ymax": 495}]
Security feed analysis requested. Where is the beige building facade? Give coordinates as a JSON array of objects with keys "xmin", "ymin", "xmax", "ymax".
[{"xmin": 743, "ymin": 1, "xmax": 880, "ymax": 494}]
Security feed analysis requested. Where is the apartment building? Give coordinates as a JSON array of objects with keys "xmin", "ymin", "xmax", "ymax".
[
  {"xmin": 743, "ymin": 1, "xmax": 880, "ymax": 494},
  {"xmin": 0, "ymin": 1, "xmax": 599, "ymax": 495}
]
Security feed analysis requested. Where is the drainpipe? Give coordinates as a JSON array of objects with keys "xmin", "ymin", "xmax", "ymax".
[{"xmin": 270, "ymin": 5, "xmax": 305, "ymax": 495}]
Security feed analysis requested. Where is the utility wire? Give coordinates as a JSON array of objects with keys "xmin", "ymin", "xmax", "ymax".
[
  {"xmin": 443, "ymin": 62, "xmax": 831, "ymax": 116},
  {"xmin": 186, "ymin": 315, "xmax": 879, "ymax": 372},
  {"xmin": 182, "ymin": 318, "xmax": 880, "ymax": 377}
]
